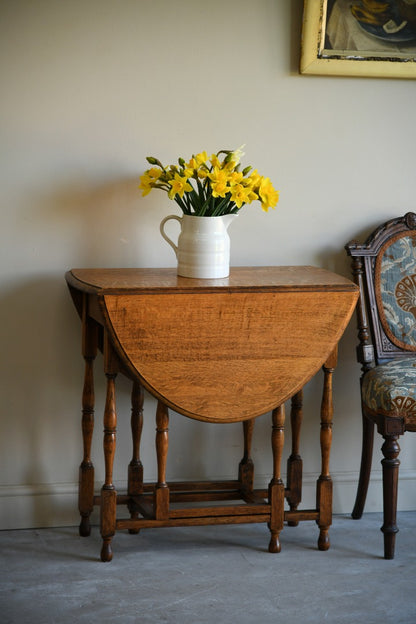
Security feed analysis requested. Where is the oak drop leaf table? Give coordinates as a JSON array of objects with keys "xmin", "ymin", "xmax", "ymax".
[{"xmin": 65, "ymin": 266, "xmax": 359, "ymax": 561}]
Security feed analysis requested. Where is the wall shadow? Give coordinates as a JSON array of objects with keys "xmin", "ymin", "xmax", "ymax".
[
  {"xmin": 0, "ymin": 173, "xmax": 173, "ymax": 527},
  {"xmin": 34, "ymin": 175, "xmax": 175, "ymax": 269},
  {"xmin": 0, "ymin": 276, "xmax": 84, "ymax": 525}
]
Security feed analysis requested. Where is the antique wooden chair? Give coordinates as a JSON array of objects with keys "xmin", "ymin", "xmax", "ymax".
[{"xmin": 345, "ymin": 212, "xmax": 416, "ymax": 559}]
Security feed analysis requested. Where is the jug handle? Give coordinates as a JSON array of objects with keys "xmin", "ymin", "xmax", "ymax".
[{"xmin": 160, "ymin": 215, "xmax": 182, "ymax": 255}]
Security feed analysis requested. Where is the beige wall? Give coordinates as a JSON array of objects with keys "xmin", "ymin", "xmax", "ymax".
[{"xmin": 1, "ymin": 0, "xmax": 416, "ymax": 529}]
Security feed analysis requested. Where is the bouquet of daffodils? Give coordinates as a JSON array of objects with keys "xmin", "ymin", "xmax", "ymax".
[{"xmin": 139, "ymin": 147, "xmax": 279, "ymax": 217}]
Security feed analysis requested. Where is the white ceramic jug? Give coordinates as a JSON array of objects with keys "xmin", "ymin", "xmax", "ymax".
[{"xmin": 160, "ymin": 214, "xmax": 236, "ymax": 279}]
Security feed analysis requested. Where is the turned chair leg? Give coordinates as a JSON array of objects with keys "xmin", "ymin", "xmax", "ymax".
[
  {"xmin": 352, "ymin": 412, "xmax": 375, "ymax": 519},
  {"xmin": 381, "ymin": 434, "xmax": 400, "ymax": 560}
]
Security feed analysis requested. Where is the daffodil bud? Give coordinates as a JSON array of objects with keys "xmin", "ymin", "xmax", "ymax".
[
  {"xmin": 242, "ymin": 166, "xmax": 252, "ymax": 176},
  {"xmin": 146, "ymin": 156, "xmax": 164, "ymax": 169}
]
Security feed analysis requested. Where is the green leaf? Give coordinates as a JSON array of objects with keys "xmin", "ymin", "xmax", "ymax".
[{"xmin": 211, "ymin": 193, "xmax": 232, "ymax": 216}]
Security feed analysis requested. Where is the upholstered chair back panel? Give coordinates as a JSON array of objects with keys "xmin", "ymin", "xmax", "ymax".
[{"xmin": 376, "ymin": 233, "xmax": 416, "ymax": 351}]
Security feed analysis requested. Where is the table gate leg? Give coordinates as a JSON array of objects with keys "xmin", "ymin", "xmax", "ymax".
[
  {"xmin": 78, "ymin": 300, "xmax": 98, "ymax": 537},
  {"xmin": 239, "ymin": 418, "xmax": 255, "ymax": 491},
  {"xmin": 316, "ymin": 348, "xmax": 336, "ymax": 551},
  {"xmin": 286, "ymin": 390, "xmax": 303, "ymax": 526},
  {"xmin": 268, "ymin": 405, "xmax": 285, "ymax": 553},
  {"xmin": 128, "ymin": 381, "xmax": 144, "ymax": 533},
  {"xmin": 154, "ymin": 401, "xmax": 170, "ymax": 520},
  {"xmin": 100, "ymin": 335, "xmax": 118, "ymax": 562}
]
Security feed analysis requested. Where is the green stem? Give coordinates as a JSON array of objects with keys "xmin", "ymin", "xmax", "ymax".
[
  {"xmin": 174, "ymin": 195, "xmax": 189, "ymax": 214},
  {"xmin": 211, "ymin": 193, "xmax": 232, "ymax": 216}
]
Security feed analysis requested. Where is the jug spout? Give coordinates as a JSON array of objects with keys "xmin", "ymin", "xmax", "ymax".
[{"xmin": 222, "ymin": 213, "xmax": 237, "ymax": 230}]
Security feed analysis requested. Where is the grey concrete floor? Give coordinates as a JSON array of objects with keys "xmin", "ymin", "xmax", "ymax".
[{"xmin": 1, "ymin": 513, "xmax": 415, "ymax": 624}]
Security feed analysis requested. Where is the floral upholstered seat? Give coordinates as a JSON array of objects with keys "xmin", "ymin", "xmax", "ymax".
[
  {"xmin": 345, "ymin": 213, "xmax": 416, "ymax": 560},
  {"xmin": 362, "ymin": 358, "xmax": 416, "ymax": 427}
]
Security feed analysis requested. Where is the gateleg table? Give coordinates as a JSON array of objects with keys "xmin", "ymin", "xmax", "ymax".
[{"xmin": 65, "ymin": 266, "xmax": 358, "ymax": 561}]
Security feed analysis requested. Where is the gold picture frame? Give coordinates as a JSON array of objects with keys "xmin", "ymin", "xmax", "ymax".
[{"xmin": 300, "ymin": 0, "xmax": 416, "ymax": 78}]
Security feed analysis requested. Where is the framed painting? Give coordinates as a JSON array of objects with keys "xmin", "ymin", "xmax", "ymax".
[{"xmin": 300, "ymin": 0, "xmax": 416, "ymax": 78}]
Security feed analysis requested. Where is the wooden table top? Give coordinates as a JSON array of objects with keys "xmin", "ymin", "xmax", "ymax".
[
  {"xmin": 66, "ymin": 266, "xmax": 357, "ymax": 294},
  {"xmin": 66, "ymin": 267, "xmax": 359, "ymax": 423}
]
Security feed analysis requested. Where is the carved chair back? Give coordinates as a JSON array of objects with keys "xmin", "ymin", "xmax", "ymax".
[{"xmin": 346, "ymin": 213, "xmax": 416, "ymax": 372}]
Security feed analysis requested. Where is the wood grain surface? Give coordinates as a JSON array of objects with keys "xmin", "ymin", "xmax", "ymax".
[{"xmin": 103, "ymin": 289, "xmax": 357, "ymax": 422}]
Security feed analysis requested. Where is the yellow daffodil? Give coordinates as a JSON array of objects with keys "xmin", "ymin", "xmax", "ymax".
[
  {"xmin": 140, "ymin": 147, "xmax": 279, "ymax": 216},
  {"xmin": 228, "ymin": 171, "xmax": 244, "ymax": 186},
  {"xmin": 139, "ymin": 168, "xmax": 162, "ymax": 196},
  {"xmin": 147, "ymin": 167, "xmax": 162, "ymax": 181},
  {"xmin": 246, "ymin": 169, "xmax": 262, "ymax": 189},
  {"xmin": 187, "ymin": 151, "xmax": 208, "ymax": 171},
  {"xmin": 208, "ymin": 167, "xmax": 229, "ymax": 198},
  {"xmin": 209, "ymin": 153, "xmax": 221, "ymax": 169},
  {"xmin": 259, "ymin": 177, "xmax": 279, "ymax": 212},
  {"xmin": 139, "ymin": 179, "xmax": 151, "ymax": 196},
  {"xmin": 168, "ymin": 173, "xmax": 192, "ymax": 200},
  {"xmin": 209, "ymin": 167, "xmax": 228, "ymax": 185},
  {"xmin": 197, "ymin": 167, "xmax": 209, "ymax": 180},
  {"xmin": 211, "ymin": 181, "xmax": 229, "ymax": 198},
  {"xmin": 230, "ymin": 183, "xmax": 257, "ymax": 209},
  {"xmin": 186, "ymin": 157, "xmax": 198, "ymax": 170},
  {"xmin": 194, "ymin": 151, "xmax": 208, "ymax": 166}
]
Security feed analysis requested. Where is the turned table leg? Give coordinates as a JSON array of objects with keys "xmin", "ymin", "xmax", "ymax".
[
  {"xmin": 316, "ymin": 348, "xmax": 336, "ymax": 551},
  {"xmin": 127, "ymin": 381, "xmax": 144, "ymax": 533},
  {"xmin": 268, "ymin": 405, "xmax": 285, "ymax": 553},
  {"xmin": 238, "ymin": 418, "xmax": 255, "ymax": 491},
  {"xmin": 286, "ymin": 390, "xmax": 303, "ymax": 526},
  {"xmin": 154, "ymin": 401, "xmax": 170, "ymax": 520},
  {"xmin": 100, "ymin": 335, "xmax": 118, "ymax": 562},
  {"xmin": 78, "ymin": 300, "xmax": 98, "ymax": 537}
]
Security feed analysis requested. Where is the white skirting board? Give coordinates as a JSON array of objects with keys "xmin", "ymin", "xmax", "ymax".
[{"xmin": 1, "ymin": 471, "xmax": 416, "ymax": 530}]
